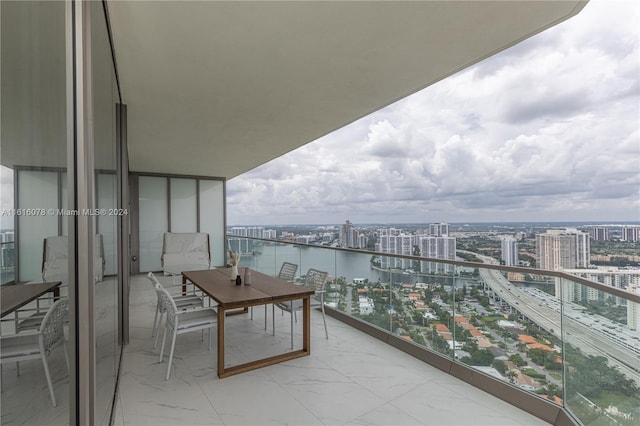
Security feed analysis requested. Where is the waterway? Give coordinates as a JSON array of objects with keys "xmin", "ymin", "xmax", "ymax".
[{"xmin": 238, "ymin": 242, "xmax": 477, "ymax": 287}]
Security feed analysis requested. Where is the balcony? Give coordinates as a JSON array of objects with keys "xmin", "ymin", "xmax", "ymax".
[
  {"xmin": 115, "ymin": 238, "xmax": 640, "ymax": 425},
  {"xmin": 114, "ymin": 272, "xmax": 547, "ymax": 426}
]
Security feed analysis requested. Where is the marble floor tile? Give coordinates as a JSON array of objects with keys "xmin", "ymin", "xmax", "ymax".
[{"xmin": 112, "ymin": 273, "xmax": 551, "ymax": 426}]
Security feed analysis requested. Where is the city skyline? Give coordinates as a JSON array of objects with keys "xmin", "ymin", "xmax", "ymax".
[{"xmin": 227, "ymin": 0, "xmax": 639, "ymax": 226}]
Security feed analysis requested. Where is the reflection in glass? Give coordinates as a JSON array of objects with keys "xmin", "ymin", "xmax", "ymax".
[
  {"xmin": 91, "ymin": 1, "xmax": 121, "ymax": 424},
  {"xmin": 0, "ymin": 0, "xmax": 70, "ymax": 423}
]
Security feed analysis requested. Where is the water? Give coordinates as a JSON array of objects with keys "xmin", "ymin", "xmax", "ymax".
[{"xmin": 239, "ymin": 242, "xmax": 472, "ymax": 286}]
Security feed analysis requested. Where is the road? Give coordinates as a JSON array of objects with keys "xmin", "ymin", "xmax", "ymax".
[{"xmin": 479, "ymin": 268, "xmax": 640, "ymax": 385}]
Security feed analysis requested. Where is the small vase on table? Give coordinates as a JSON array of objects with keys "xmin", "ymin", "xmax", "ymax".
[{"xmin": 230, "ymin": 265, "xmax": 238, "ymax": 281}]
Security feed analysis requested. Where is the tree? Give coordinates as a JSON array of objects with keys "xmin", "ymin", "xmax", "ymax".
[
  {"xmin": 509, "ymin": 354, "xmax": 527, "ymax": 367},
  {"xmin": 493, "ymin": 359, "xmax": 507, "ymax": 375}
]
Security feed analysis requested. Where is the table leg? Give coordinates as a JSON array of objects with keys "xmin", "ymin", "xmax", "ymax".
[
  {"xmin": 217, "ymin": 306, "xmax": 225, "ymax": 378},
  {"xmin": 303, "ymin": 296, "xmax": 310, "ymax": 353},
  {"xmin": 182, "ymin": 274, "xmax": 187, "ymax": 295}
]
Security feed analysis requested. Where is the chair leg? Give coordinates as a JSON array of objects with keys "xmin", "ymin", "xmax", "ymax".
[
  {"xmin": 321, "ymin": 305, "xmax": 328, "ymax": 339},
  {"xmin": 41, "ymin": 355, "xmax": 58, "ymax": 407},
  {"xmin": 154, "ymin": 311, "xmax": 165, "ymax": 349},
  {"xmin": 166, "ymin": 329, "xmax": 178, "ymax": 380},
  {"xmin": 152, "ymin": 304, "xmax": 160, "ymax": 337},
  {"xmin": 64, "ymin": 343, "xmax": 70, "ymax": 372},
  {"xmin": 159, "ymin": 326, "xmax": 168, "ymax": 362}
]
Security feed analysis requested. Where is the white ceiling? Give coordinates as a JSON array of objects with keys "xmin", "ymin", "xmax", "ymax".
[{"xmin": 107, "ymin": 1, "xmax": 587, "ymax": 180}]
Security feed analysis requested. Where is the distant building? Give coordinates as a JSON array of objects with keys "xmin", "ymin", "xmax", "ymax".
[
  {"xmin": 536, "ymin": 229, "xmax": 590, "ymax": 270},
  {"xmin": 263, "ymin": 229, "xmax": 277, "ymax": 239},
  {"xmin": 375, "ymin": 226, "xmax": 455, "ymax": 272},
  {"xmin": 418, "ymin": 235, "xmax": 456, "ymax": 274},
  {"xmin": 230, "ymin": 226, "xmax": 264, "ymax": 238},
  {"xmin": 295, "ymin": 235, "xmax": 315, "ymax": 244},
  {"xmin": 628, "ymin": 287, "xmax": 640, "ymax": 332},
  {"xmin": 501, "ymin": 237, "xmax": 518, "ymax": 266},
  {"xmin": 358, "ymin": 296, "xmax": 375, "ymax": 315},
  {"xmin": 339, "ymin": 220, "xmax": 354, "ymax": 247},
  {"xmin": 429, "ymin": 223, "xmax": 449, "ymax": 236},
  {"xmin": 375, "ymin": 228, "xmax": 403, "ymax": 268},
  {"xmin": 339, "ymin": 220, "xmax": 366, "ymax": 248},
  {"xmin": 557, "ymin": 268, "xmax": 640, "ymax": 330},
  {"xmin": 621, "ymin": 226, "xmax": 640, "ymax": 242},
  {"xmin": 227, "ymin": 237, "xmax": 253, "ymax": 254},
  {"xmin": 591, "ymin": 227, "xmax": 610, "ymax": 241}
]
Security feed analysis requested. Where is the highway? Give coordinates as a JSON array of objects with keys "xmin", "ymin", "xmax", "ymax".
[{"xmin": 479, "ymin": 268, "xmax": 640, "ymax": 385}]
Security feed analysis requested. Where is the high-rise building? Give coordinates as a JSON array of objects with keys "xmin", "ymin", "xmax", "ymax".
[
  {"xmin": 501, "ymin": 237, "xmax": 518, "ymax": 266},
  {"xmin": 591, "ymin": 227, "xmax": 609, "ymax": 241},
  {"xmin": 629, "ymin": 287, "xmax": 640, "ymax": 332},
  {"xmin": 231, "ymin": 226, "xmax": 264, "ymax": 238},
  {"xmin": 621, "ymin": 226, "xmax": 640, "ymax": 242},
  {"xmin": 339, "ymin": 220, "xmax": 354, "ymax": 247},
  {"xmin": 429, "ymin": 223, "xmax": 449, "ymax": 237},
  {"xmin": 263, "ymin": 229, "xmax": 277, "ymax": 240},
  {"xmin": 339, "ymin": 220, "xmax": 367, "ymax": 248},
  {"xmin": 375, "ymin": 228, "xmax": 413, "ymax": 269},
  {"xmin": 536, "ymin": 229, "xmax": 590, "ymax": 270},
  {"xmin": 556, "ymin": 268, "xmax": 640, "ymax": 330},
  {"xmin": 418, "ymin": 235, "xmax": 456, "ymax": 274}
]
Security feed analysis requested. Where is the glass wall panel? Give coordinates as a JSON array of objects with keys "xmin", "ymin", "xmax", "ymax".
[
  {"xmin": 199, "ymin": 179, "xmax": 225, "ymax": 266},
  {"xmin": 1, "ymin": 0, "xmax": 70, "ymax": 423},
  {"xmin": 91, "ymin": 1, "xmax": 120, "ymax": 423},
  {"xmin": 97, "ymin": 173, "xmax": 118, "ymax": 275},
  {"xmin": 170, "ymin": 178, "xmax": 197, "ymax": 232},
  {"xmin": 16, "ymin": 170, "xmax": 59, "ymax": 282},
  {"xmin": 139, "ymin": 176, "xmax": 168, "ymax": 272},
  {"xmin": 61, "ymin": 172, "xmax": 68, "ymax": 236}
]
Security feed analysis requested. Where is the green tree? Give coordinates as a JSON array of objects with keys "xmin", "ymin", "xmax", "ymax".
[
  {"xmin": 492, "ymin": 359, "xmax": 507, "ymax": 375},
  {"xmin": 509, "ymin": 354, "xmax": 527, "ymax": 367}
]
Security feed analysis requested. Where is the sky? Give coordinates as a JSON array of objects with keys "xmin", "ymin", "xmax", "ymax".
[{"xmin": 226, "ymin": 0, "xmax": 640, "ymax": 226}]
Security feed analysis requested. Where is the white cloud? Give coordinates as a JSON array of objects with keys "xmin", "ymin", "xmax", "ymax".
[{"xmin": 228, "ymin": 0, "xmax": 640, "ymax": 225}]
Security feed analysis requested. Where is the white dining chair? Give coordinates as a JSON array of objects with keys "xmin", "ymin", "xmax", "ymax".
[
  {"xmin": 275, "ymin": 268, "xmax": 328, "ymax": 349},
  {"xmin": 147, "ymin": 272, "xmax": 205, "ymax": 348},
  {"xmin": 0, "ymin": 298, "xmax": 69, "ymax": 407},
  {"xmin": 265, "ymin": 262, "xmax": 299, "ymax": 335},
  {"xmin": 156, "ymin": 285, "xmax": 217, "ymax": 380}
]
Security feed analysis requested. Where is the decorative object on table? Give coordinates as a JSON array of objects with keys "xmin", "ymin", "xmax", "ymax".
[
  {"xmin": 228, "ymin": 249, "xmax": 241, "ymax": 281},
  {"xmin": 235, "ymin": 275, "xmax": 242, "ymax": 286},
  {"xmin": 244, "ymin": 268, "xmax": 251, "ymax": 285}
]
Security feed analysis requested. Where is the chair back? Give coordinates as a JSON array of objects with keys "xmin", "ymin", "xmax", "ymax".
[
  {"xmin": 157, "ymin": 286, "xmax": 179, "ymax": 329},
  {"xmin": 278, "ymin": 262, "xmax": 298, "ymax": 282},
  {"xmin": 40, "ymin": 298, "xmax": 68, "ymax": 354},
  {"xmin": 147, "ymin": 271, "xmax": 164, "ymax": 305},
  {"xmin": 303, "ymin": 269, "xmax": 328, "ymax": 298},
  {"xmin": 147, "ymin": 271, "xmax": 162, "ymax": 289}
]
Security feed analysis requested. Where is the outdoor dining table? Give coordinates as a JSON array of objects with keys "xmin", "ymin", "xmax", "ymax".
[
  {"xmin": 182, "ymin": 267, "xmax": 314, "ymax": 378},
  {"xmin": 0, "ymin": 281, "xmax": 62, "ymax": 318}
]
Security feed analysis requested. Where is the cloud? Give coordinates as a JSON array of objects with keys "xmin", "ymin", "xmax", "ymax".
[{"xmin": 228, "ymin": 0, "xmax": 640, "ymax": 225}]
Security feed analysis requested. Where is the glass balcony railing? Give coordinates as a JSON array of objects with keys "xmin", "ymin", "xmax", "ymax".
[
  {"xmin": 0, "ymin": 241, "xmax": 16, "ymax": 285},
  {"xmin": 231, "ymin": 236, "xmax": 640, "ymax": 426}
]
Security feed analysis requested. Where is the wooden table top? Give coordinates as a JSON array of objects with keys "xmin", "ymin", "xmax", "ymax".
[
  {"xmin": 182, "ymin": 268, "xmax": 314, "ymax": 309},
  {"xmin": 1, "ymin": 281, "xmax": 62, "ymax": 318}
]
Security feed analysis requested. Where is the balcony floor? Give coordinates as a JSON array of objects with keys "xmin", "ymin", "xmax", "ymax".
[{"xmin": 114, "ymin": 273, "xmax": 549, "ymax": 425}]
